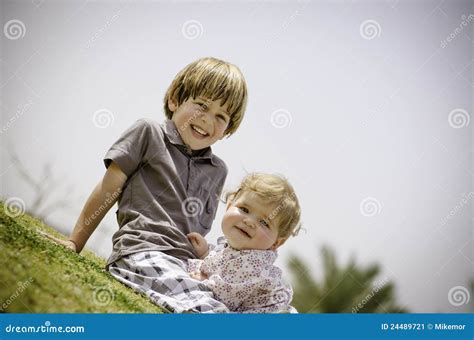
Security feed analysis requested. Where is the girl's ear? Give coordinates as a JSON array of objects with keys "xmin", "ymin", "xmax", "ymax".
[
  {"xmin": 270, "ymin": 237, "xmax": 287, "ymax": 251},
  {"xmin": 168, "ymin": 98, "xmax": 178, "ymax": 112}
]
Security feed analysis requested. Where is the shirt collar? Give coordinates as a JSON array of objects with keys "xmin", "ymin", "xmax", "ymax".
[{"xmin": 162, "ymin": 119, "xmax": 221, "ymax": 166}]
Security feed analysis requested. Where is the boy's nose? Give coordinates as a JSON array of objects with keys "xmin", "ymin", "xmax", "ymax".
[{"xmin": 199, "ymin": 111, "xmax": 211, "ymax": 123}]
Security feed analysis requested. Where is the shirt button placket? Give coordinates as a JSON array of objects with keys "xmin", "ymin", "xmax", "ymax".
[{"xmin": 188, "ymin": 159, "xmax": 196, "ymax": 196}]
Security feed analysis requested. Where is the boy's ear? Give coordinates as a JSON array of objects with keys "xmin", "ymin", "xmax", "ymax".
[
  {"xmin": 270, "ymin": 237, "xmax": 287, "ymax": 251},
  {"xmin": 168, "ymin": 98, "xmax": 178, "ymax": 112}
]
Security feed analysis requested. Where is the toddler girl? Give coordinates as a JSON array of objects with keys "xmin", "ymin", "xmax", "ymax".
[{"xmin": 187, "ymin": 173, "xmax": 301, "ymax": 313}]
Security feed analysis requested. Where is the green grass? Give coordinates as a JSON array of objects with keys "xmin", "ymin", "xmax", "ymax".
[{"xmin": 0, "ymin": 201, "xmax": 164, "ymax": 313}]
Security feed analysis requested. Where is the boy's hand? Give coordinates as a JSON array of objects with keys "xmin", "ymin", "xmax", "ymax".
[
  {"xmin": 37, "ymin": 230, "xmax": 78, "ymax": 253},
  {"xmin": 187, "ymin": 232, "xmax": 209, "ymax": 259}
]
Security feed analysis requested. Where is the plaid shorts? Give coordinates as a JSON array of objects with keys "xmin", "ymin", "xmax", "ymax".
[{"xmin": 108, "ymin": 251, "xmax": 230, "ymax": 313}]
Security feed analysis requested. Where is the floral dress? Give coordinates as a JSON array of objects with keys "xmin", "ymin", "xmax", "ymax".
[{"xmin": 187, "ymin": 237, "xmax": 296, "ymax": 313}]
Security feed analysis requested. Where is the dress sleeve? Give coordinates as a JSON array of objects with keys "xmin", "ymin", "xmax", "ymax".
[{"xmin": 187, "ymin": 259, "xmax": 203, "ymax": 274}]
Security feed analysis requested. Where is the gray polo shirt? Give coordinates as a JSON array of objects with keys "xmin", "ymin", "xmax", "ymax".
[{"xmin": 103, "ymin": 118, "xmax": 228, "ymax": 267}]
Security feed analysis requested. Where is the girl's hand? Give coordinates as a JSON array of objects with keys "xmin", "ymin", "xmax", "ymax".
[
  {"xmin": 187, "ymin": 232, "xmax": 209, "ymax": 259},
  {"xmin": 37, "ymin": 230, "xmax": 78, "ymax": 252},
  {"xmin": 189, "ymin": 271, "xmax": 208, "ymax": 281}
]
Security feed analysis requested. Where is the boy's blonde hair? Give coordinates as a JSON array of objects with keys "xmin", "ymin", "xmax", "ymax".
[
  {"xmin": 164, "ymin": 57, "xmax": 248, "ymax": 137},
  {"xmin": 226, "ymin": 173, "xmax": 302, "ymax": 239}
]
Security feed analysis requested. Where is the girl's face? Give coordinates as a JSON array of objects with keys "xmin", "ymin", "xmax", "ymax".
[
  {"xmin": 168, "ymin": 96, "xmax": 230, "ymax": 151},
  {"xmin": 221, "ymin": 191, "xmax": 286, "ymax": 251}
]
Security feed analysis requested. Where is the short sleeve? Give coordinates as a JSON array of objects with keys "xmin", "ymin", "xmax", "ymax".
[{"xmin": 103, "ymin": 119, "xmax": 154, "ymax": 177}]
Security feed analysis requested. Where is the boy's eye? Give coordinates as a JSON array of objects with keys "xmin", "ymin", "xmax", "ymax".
[
  {"xmin": 197, "ymin": 102, "xmax": 208, "ymax": 111},
  {"xmin": 216, "ymin": 114, "xmax": 228, "ymax": 123}
]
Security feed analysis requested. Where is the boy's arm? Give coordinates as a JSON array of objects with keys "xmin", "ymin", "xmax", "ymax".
[
  {"xmin": 69, "ymin": 161, "xmax": 127, "ymax": 253},
  {"xmin": 42, "ymin": 161, "xmax": 127, "ymax": 253}
]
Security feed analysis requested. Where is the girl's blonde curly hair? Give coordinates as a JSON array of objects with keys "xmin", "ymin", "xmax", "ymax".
[{"xmin": 225, "ymin": 173, "xmax": 302, "ymax": 239}]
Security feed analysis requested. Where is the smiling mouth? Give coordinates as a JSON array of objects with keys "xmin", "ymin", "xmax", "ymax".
[
  {"xmin": 190, "ymin": 124, "xmax": 209, "ymax": 137},
  {"xmin": 235, "ymin": 226, "xmax": 251, "ymax": 238}
]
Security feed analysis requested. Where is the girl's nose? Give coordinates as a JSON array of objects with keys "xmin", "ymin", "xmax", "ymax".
[{"xmin": 243, "ymin": 218, "xmax": 256, "ymax": 229}]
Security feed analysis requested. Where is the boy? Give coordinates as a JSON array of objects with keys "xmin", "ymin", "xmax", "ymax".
[{"xmin": 47, "ymin": 57, "xmax": 248, "ymax": 312}]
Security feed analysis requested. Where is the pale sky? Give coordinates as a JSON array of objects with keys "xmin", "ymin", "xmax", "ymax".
[{"xmin": 1, "ymin": 0, "xmax": 472, "ymax": 313}]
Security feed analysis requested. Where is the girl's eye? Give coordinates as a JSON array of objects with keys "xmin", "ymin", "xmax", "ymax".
[
  {"xmin": 238, "ymin": 206, "xmax": 249, "ymax": 213},
  {"xmin": 260, "ymin": 220, "xmax": 270, "ymax": 228}
]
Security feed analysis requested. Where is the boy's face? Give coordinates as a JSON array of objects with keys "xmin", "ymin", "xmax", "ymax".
[
  {"xmin": 221, "ymin": 191, "xmax": 286, "ymax": 251},
  {"xmin": 168, "ymin": 96, "xmax": 230, "ymax": 151}
]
